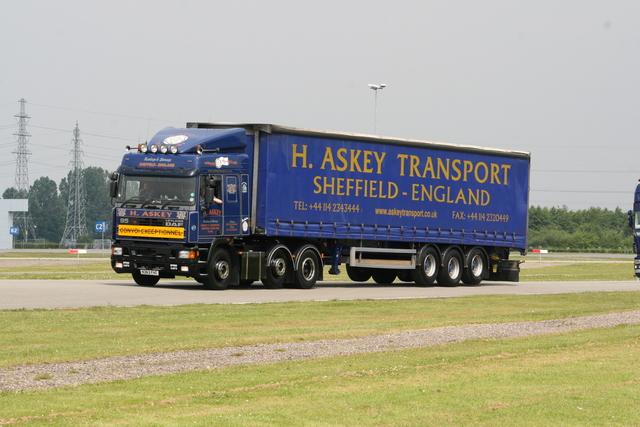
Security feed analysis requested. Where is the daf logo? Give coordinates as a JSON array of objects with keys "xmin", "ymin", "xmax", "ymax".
[{"xmin": 163, "ymin": 135, "xmax": 189, "ymax": 145}]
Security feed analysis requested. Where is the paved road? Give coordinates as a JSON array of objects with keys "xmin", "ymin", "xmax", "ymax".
[{"xmin": 2, "ymin": 279, "xmax": 640, "ymax": 310}]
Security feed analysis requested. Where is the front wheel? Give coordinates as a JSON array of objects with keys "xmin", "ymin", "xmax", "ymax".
[
  {"xmin": 293, "ymin": 249, "xmax": 320, "ymax": 289},
  {"xmin": 437, "ymin": 249, "xmax": 463, "ymax": 287},
  {"xmin": 202, "ymin": 248, "xmax": 236, "ymax": 290},
  {"xmin": 132, "ymin": 271, "xmax": 159, "ymax": 287}
]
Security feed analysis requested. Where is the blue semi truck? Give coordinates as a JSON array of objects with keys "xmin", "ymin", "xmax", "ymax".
[{"xmin": 110, "ymin": 123, "xmax": 530, "ymax": 289}]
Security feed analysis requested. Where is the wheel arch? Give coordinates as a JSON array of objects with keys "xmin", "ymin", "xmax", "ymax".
[
  {"xmin": 265, "ymin": 243, "xmax": 295, "ymax": 283},
  {"xmin": 207, "ymin": 239, "xmax": 240, "ymax": 266},
  {"xmin": 266, "ymin": 243, "xmax": 293, "ymax": 266}
]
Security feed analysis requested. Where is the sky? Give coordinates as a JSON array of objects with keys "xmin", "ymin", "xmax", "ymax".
[{"xmin": 1, "ymin": 0, "xmax": 638, "ymax": 211}]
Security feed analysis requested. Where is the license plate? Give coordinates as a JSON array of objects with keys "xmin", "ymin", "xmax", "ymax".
[{"xmin": 140, "ymin": 269, "xmax": 159, "ymax": 276}]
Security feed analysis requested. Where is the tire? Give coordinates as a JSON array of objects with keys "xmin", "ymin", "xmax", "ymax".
[
  {"xmin": 238, "ymin": 280, "xmax": 254, "ymax": 288},
  {"xmin": 462, "ymin": 248, "xmax": 485, "ymax": 285},
  {"xmin": 262, "ymin": 248, "xmax": 290, "ymax": 289},
  {"xmin": 293, "ymin": 249, "xmax": 320, "ymax": 289},
  {"xmin": 397, "ymin": 270, "xmax": 414, "ymax": 282},
  {"xmin": 372, "ymin": 269, "xmax": 397, "ymax": 285},
  {"xmin": 346, "ymin": 265, "xmax": 371, "ymax": 282},
  {"xmin": 132, "ymin": 271, "xmax": 159, "ymax": 287},
  {"xmin": 437, "ymin": 249, "xmax": 463, "ymax": 287},
  {"xmin": 202, "ymin": 248, "xmax": 236, "ymax": 290},
  {"xmin": 412, "ymin": 246, "xmax": 439, "ymax": 287}
]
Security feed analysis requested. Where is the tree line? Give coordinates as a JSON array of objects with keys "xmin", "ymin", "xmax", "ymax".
[
  {"xmin": 1, "ymin": 172, "xmax": 635, "ymax": 252},
  {"xmin": 528, "ymin": 205, "xmax": 633, "ymax": 253},
  {"xmin": 3, "ymin": 167, "xmax": 111, "ymax": 248}
]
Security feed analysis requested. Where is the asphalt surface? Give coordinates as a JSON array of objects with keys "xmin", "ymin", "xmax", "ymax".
[{"xmin": 2, "ymin": 279, "xmax": 640, "ymax": 310}]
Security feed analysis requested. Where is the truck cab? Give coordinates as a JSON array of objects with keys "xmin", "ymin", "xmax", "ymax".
[
  {"xmin": 629, "ymin": 179, "xmax": 640, "ymax": 278},
  {"xmin": 110, "ymin": 127, "xmax": 253, "ymax": 288}
]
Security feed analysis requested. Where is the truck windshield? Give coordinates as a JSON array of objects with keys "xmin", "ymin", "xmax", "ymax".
[{"xmin": 115, "ymin": 176, "xmax": 197, "ymax": 210}]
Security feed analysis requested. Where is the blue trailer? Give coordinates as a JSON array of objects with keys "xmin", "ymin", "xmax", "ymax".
[
  {"xmin": 629, "ymin": 180, "xmax": 640, "ymax": 278},
  {"xmin": 110, "ymin": 123, "xmax": 530, "ymax": 289}
]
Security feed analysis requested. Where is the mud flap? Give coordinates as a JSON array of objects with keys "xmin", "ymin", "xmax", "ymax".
[{"xmin": 488, "ymin": 260, "xmax": 520, "ymax": 282}]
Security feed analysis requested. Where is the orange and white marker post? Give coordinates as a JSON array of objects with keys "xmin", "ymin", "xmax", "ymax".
[
  {"xmin": 531, "ymin": 249, "xmax": 548, "ymax": 261},
  {"xmin": 69, "ymin": 249, "xmax": 87, "ymax": 258}
]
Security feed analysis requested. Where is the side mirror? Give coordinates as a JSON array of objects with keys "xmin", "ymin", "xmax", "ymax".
[{"xmin": 109, "ymin": 180, "xmax": 119, "ymax": 198}]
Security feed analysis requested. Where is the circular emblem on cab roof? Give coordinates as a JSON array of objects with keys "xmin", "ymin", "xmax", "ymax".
[{"xmin": 163, "ymin": 135, "xmax": 188, "ymax": 145}]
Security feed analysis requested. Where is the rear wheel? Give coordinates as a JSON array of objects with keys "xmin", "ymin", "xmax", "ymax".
[
  {"xmin": 372, "ymin": 269, "xmax": 396, "ymax": 285},
  {"xmin": 202, "ymin": 248, "xmax": 236, "ymax": 290},
  {"xmin": 462, "ymin": 248, "xmax": 485, "ymax": 285},
  {"xmin": 132, "ymin": 271, "xmax": 159, "ymax": 287},
  {"xmin": 412, "ymin": 246, "xmax": 439, "ymax": 286},
  {"xmin": 437, "ymin": 249, "xmax": 463, "ymax": 287},
  {"xmin": 346, "ymin": 265, "xmax": 371, "ymax": 282},
  {"xmin": 293, "ymin": 249, "xmax": 320, "ymax": 289},
  {"xmin": 262, "ymin": 248, "xmax": 290, "ymax": 289}
]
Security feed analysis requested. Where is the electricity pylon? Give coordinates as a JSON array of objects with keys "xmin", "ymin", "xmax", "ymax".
[
  {"xmin": 60, "ymin": 122, "xmax": 88, "ymax": 247},
  {"xmin": 12, "ymin": 98, "xmax": 37, "ymax": 242}
]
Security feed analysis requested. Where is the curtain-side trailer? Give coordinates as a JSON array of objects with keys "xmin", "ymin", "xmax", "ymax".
[{"xmin": 110, "ymin": 123, "xmax": 530, "ymax": 289}]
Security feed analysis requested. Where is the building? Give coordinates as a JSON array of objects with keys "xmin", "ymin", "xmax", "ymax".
[{"xmin": 0, "ymin": 199, "xmax": 28, "ymax": 249}]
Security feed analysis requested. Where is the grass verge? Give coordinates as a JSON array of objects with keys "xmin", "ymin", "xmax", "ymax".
[
  {"xmin": 1, "ymin": 325, "xmax": 639, "ymax": 426},
  {"xmin": 1, "ymin": 292, "xmax": 640, "ymax": 369}
]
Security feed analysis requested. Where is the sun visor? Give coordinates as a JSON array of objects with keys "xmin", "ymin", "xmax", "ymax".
[{"xmin": 148, "ymin": 127, "xmax": 248, "ymax": 153}]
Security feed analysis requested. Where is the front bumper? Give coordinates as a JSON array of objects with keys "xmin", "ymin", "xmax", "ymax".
[{"xmin": 111, "ymin": 242, "xmax": 204, "ymax": 278}]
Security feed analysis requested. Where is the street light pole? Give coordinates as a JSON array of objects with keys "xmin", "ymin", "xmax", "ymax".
[{"xmin": 368, "ymin": 83, "xmax": 386, "ymax": 134}]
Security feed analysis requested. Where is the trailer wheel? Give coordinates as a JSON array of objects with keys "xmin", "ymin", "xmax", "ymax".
[
  {"xmin": 132, "ymin": 271, "xmax": 159, "ymax": 287},
  {"xmin": 346, "ymin": 265, "xmax": 371, "ymax": 282},
  {"xmin": 202, "ymin": 248, "xmax": 234, "ymax": 290},
  {"xmin": 462, "ymin": 248, "xmax": 485, "ymax": 285},
  {"xmin": 412, "ymin": 246, "xmax": 439, "ymax": 286},
  {"xmin": 293, "ymin": 249, "xmax": 320, "ymax": 289},
  {"xmin": 397, "ymin": 270, "xmax": 414, "ymax": 282},
  {"xmin": 372, "ymin": 269, "xmax": 396, "ymax": 285},
  {"xmin": 262, "ymin": 248, "xmax": 290, "ymax": 289},
  {"xmin": 437, "ymin": 249, "xmax": 463, "ymax": 287}
]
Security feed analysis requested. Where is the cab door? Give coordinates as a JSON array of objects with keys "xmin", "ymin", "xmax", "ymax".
[
  {"xmin": 241, "ymin": 174, "xmax": 250, "ymax": 234},
  {"xmin": 223, "ymin": 175, "xmax": 241, "ymax": 235}
]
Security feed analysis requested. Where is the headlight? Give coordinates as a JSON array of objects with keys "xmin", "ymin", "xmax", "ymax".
[
  {"xmin": 112, "ymin": 247, "xmax": 123, "ymax": 256},
  {"xmin": 178, "ymin": 250, "xmax": 198, "ymax": 259},
  {"xmin": 139, "ymin": 143, "xmax": 148, "ymax": 153},
  {"xmin": 170, "ymin": 145, "xmax": 178, "ymax": 154},
  {"xmin": 160, "ymin": 144, "xmax": 168, "ymax": 154},
  {"xmin": 150, "ymin": 144, "xmax": 158, "ymax": 154}
]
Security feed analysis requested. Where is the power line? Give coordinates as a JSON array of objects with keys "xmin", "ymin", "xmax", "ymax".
[
  {"xmin": 28, "ymin": 102, "xmax": 179, "ymax": 126},
  {"xmin": 28, "ymin": 124, "xmax": 140, "ymax": 142}
]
